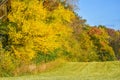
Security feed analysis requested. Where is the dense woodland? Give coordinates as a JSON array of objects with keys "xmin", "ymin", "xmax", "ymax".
[{"xmin": 0, "ymin": 0, "xmax": 120, "ymax": 76}]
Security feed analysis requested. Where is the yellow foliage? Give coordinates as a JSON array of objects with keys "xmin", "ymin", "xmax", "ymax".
[
  {"xmin": 7, "ymin": 0, "xmax": 74, "ymax": 60},
  {"xmin": 51, "ymin": 4, "xmax": 75, "ymax": 23}
]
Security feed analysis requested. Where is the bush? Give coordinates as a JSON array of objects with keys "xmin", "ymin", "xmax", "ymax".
[{"xmin": 0, "ymin": 51, "xmax": 17, "ymax": 77}]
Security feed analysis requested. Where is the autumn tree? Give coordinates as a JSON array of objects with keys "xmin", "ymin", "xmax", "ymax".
[
  {"xmin": 107, "ymin": 28, "xmax": 120, "ymax": 60},
  {"xmin": 88, "ymin": 27, "xmax": 116, "ymax": 61}
]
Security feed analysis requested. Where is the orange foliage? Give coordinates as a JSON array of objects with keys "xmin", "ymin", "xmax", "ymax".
[{"xmin": 88, "ymin": 27, "xmax": 102, "ymax": 35}]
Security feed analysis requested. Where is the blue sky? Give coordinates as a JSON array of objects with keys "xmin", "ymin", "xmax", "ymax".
[{"xmin": 75, "ymin": 0, "xmax": 120, "ymax": 30}]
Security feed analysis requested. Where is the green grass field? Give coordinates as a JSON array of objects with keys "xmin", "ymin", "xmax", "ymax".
[{"xmin": 0, "ymin": 61, "xmax": 120, "ymax": 80}]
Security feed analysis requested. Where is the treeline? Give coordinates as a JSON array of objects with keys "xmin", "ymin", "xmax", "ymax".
[{"xmin": 0, "ymin": 0, "xmax": 120, "ymax": 76}]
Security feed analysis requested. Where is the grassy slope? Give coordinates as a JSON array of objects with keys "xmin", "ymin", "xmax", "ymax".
[{"xmin": 1, "ymin": 61, "xmax": 120, "ymax": 80}]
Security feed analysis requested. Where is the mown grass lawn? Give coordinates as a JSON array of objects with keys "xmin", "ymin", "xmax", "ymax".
[{"xmin": 0, "ymin": 61, "xmax": 120, "ymax": 80}]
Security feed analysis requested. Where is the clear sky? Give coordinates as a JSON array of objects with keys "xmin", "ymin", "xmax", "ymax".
[{"xmin": 75, "ymin": 0, "xmax": 120, "ymax": 30}]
